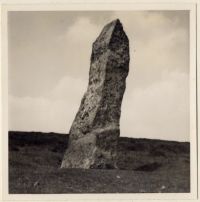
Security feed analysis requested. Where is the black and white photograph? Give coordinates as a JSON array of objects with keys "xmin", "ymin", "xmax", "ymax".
[{"xmin": 0, "ymin": 1, "xmax": 199, "ymax": 201}]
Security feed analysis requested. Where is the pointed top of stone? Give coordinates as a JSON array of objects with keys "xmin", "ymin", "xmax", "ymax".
[
  {"xmin": 93, "ymin": 18, "xmax": 128, "ymax": 47},
  {"xmin": 91, "ymin": 19, "xmax": 129, "ymax": 62},
  {"xmin": 107, "ymin": 18, "xmax": 122, "ymax": 28}
]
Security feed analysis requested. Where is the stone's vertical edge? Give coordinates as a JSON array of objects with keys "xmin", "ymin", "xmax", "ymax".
[{"xmin": 61, "ymin": 19, "xmax": 130, "ymax": 169}]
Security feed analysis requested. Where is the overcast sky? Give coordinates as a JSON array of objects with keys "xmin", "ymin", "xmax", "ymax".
[{"xmin": 8, "ymin": 11, "xmax": 189, "ymax": 141}]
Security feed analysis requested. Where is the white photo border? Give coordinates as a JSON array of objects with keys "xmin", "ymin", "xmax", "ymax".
[{"xmin": 0, "ymin": 1, "xmax": 199, "ymax": 201}]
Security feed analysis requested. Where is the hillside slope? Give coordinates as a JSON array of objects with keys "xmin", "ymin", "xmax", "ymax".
[{"xmin": 9, "ymin": 131, "xmax": 190, "ymax": 193}]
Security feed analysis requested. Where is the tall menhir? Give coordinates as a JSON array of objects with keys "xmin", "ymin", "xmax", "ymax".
[{"xmin": 61, "ymin": 19, "xmax": 130, "ymax": 169}]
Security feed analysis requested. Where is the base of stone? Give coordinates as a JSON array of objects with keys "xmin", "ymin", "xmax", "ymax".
[{"xmin": 61, "ymin": 129, "xmax": 119, "ymax": 169}]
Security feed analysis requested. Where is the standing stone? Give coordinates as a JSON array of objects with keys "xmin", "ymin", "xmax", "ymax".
[{"xmin": 61, "ymin": 19, "xmax": 129, "ymax": 169}]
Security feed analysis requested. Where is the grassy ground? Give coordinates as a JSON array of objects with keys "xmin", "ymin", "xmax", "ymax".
[{"xmin": 9, "ymin": 131, "xmax": 190, "ymax": 193}]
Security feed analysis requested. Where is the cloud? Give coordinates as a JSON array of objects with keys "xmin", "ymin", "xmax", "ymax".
[
  {"xmin": 48, "ymin": 76, "xmax": 87, "ymax": 103},
  {"xmin": 57, "ymin": 17, "xmax": 102, "ymax": 80},
  {"xmin": 121, "ymin": 71, "xmax": 189, "ymax": 141},
  {"xmin": 9, "ymin": 15, "xmax": 101, "ymax": 97},
  {"xmin": 9, "ymin": 96, "xmax": 70, "ymax": 133},
  {"xmin": 9, "ymin": 76, "xmax": 87, "ymax": 133}
]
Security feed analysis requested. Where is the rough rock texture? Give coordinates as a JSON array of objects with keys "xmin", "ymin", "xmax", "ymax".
[{"xmin": 61, "ymin": 19, "xmax": 129, "ymax": 169}]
